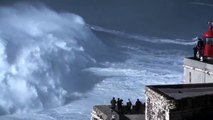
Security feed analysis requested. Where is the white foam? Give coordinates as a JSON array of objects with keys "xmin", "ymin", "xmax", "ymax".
[
  {"xmin": 85, "ymin": 67, "xmax": 146, "ymax": 77},
  {"xmin": 0, "ymin": 4, "xmax": 104, "ymax": 115},
  {"xmin": 0, "ymin": 3, "xmax": 185, "ymax": 120},
  {"xmin": 88, "ymin": 24, "xmax": 196, "ymax": 45}
]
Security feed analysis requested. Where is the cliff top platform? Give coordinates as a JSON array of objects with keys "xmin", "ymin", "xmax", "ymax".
[{"xmin": 92, "ymin": 105, "xmax": 145, "ymax": 120}]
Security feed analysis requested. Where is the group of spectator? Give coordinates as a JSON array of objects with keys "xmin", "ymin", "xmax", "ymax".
[{"xmin": 110, "ymin": 97, "xmax": 143, "ymax": 114}]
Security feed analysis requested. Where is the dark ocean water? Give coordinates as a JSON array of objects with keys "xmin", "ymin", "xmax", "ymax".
[
  {"xmin": 0, "ymin": 0, "xmax": 212, "ymax": 120},
  {"xmin": 1, "ymin": 0, "xmax": 213, "ymax": 38}
]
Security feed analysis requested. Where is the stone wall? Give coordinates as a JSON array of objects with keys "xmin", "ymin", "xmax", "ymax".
[
  {"xmin": 145, "ymin": 86, "xmax": 213, "ymax": 120},
  {"xmin": 145, "ymin": 87, "xmax": 175, "ymax": 120}
]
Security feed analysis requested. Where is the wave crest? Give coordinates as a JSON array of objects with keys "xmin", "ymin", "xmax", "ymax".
[{"xmin": 0, "ymin": 4, "xmax": 104, "ymax": 115}]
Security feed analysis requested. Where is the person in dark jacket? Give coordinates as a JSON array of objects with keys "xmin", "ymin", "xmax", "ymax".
[
  {"xmin": 193, "ymin": 38, "xmax": 204, "ymax": 59},
  {"xmin": 117, "ymin": 98, "xmax": 123, "ymax": 114},
  {"xmin": 126, "ymin": 99, "xmax": 132, "ymax": 112},
  {"xmin": 197, "ymin": 38, "xmax": 204, "ymax": 60},
  {"xmin": 135, "ymin": 99, "xmax": 142, "ymax": 112},
  {"xmin": 110, "ymin": 97, "xmax": 116, "ymax": 110}
]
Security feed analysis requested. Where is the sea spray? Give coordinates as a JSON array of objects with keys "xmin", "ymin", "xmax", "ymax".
[{"xmin": 0, "ymin": 3, "xmax": 105, "ymax": 115}]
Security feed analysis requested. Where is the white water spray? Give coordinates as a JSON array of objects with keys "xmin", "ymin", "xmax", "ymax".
[
  {"xmin": 89, "ymin": 24, "xmax": 196, "ymax": 45},
  {"xmin": 0, "ymin": 4, "xmax": 104, "ymax": 115}
]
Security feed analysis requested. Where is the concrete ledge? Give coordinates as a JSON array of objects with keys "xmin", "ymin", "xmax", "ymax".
[
  {"xmin": 91, "ymin": 105, "xmax": 145, "ymax": 120},
  {"xmin": 184, "ymin": 57, "xmax": 213, "ymax": 70}
]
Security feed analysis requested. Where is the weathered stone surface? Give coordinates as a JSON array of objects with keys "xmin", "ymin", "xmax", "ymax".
[
  {"xmin": 145, "ymin": 87, "xmax": 175, "ymax": 120},
  {"xmin": 145, "ymin": 84, "xmax": 213, "ymax": 120},
  {"xmin": 93, "ymin": 105, "xmax": 119, "ymax": 120}
]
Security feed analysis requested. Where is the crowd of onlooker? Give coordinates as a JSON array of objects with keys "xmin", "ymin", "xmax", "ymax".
[{"xmin": 110, "ymin": 97, "xmax": 145, "ymax": 114}]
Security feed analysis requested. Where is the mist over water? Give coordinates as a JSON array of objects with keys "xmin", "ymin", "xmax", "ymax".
[{"xmin": 0, "ymin": 4, "xmax": 105, "ymax": 115}]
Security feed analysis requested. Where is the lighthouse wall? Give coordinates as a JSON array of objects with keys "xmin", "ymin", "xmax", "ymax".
[{"xmin": 183, "ymin": 57, "xmax": 213, "ymax": 84}]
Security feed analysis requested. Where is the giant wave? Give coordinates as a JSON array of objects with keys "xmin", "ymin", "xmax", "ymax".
[
  {"xmin": 0, "ymin": 3, "xmax": 105, "ymax": 115},
  {"xmin": 0, "ymin": 2, "xmax": 193, "ymax": 120}
]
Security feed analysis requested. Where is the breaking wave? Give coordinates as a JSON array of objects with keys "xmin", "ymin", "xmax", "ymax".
[{"xmin": 0, "ymin": 4, "xmax": 105, "ymax": 115}]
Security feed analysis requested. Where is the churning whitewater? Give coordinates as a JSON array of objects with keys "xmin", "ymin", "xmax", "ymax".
[
  {"xmin": 0, "ymin": 3, "xmax": 194, "ymax": 120},
  {"xmin": 0, "ymin": 4, "xmax": 105, "ymax": 115}
]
